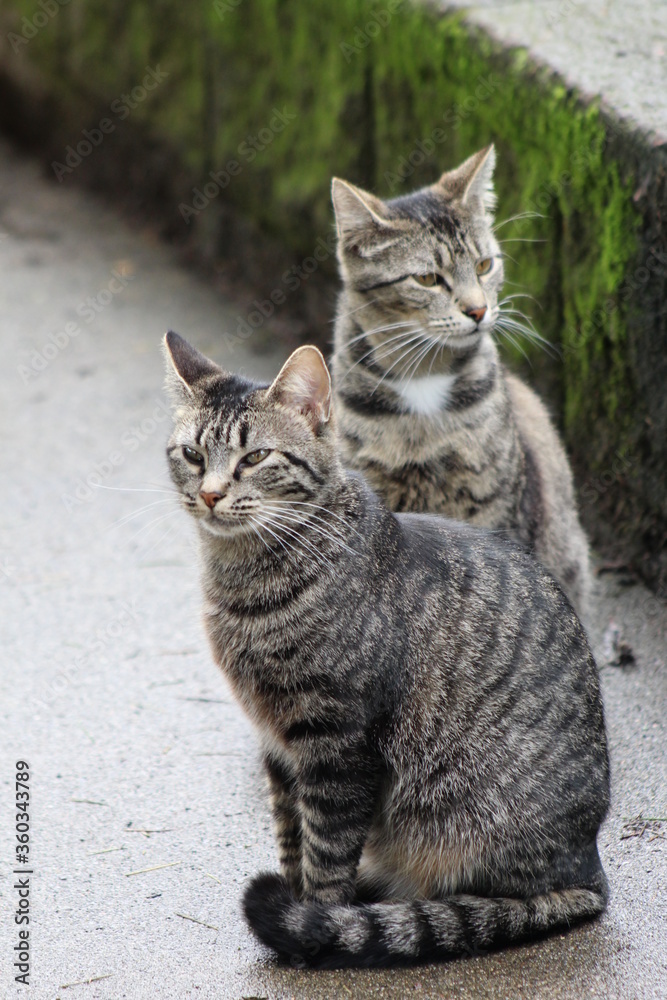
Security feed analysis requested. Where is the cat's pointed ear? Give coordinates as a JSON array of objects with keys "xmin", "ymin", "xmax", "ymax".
[
  {"xmin": 331, "ymin": 178, "xmax": 400, "ymax": 256},
  {"xmin": 267, "ymin": 345, "xmax": 332, "ymax": 432},
  {"xmin": 163, "ymin": 331, "xmax": 222, "ymax": 399},
  {"xmin": 332, "ymin": 178, "xmax": 390, "ymax": 235},
  {"xmin": 437, "ymin": 145, "xmax": 496, "ymax": 217}
]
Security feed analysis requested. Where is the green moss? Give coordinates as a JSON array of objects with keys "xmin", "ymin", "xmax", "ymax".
[{"xmin": 5, "ymin": 0, "xmax": 639, "ymax": 464}]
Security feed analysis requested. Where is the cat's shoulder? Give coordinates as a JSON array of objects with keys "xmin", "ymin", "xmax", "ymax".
[
  {"xmin": 503, "ymin": 368, "xmax": 554, "ymax": 418},
  {"xmin": 396, "ymin": 508, "xmax": 522, "ymax": 555},
  {"xmin": 395, "ymin": 508, "xmax": 550, "ymax": 577}
]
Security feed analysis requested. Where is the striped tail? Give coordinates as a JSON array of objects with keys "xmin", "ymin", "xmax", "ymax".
[{"xmin": 243, "ymin": 872, "xmax": 608, "ymax": 969}]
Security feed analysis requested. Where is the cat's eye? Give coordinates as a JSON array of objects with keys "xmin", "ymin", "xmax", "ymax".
[
  {"xmin": 476, "ymin": 258, "xmax": 494, "ymax": 276},
  {"xmin": 243, "ymin": 449, "xmax": 271, "ymax": 467},
  {"xmin": 183, "ymin": 446, "xmax": 205, "ymax": 466},
  {"xmin": 414, "ymin": 273, "xmax": 443, "ymax": 287}
]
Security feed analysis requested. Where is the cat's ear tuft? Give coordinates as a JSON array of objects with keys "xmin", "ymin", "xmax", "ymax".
[
  {"xmin": 331, "ymin": 178, "xmax": 399, "ymax": 256},
  {"xmin": 437, "ymin": 145, "xmax": 496, "ymax": 217},
  {"xmin": 267, "ymin": 345, "xmax": 332, "ymax": 432},
  {"xmin": 162, "ymin": 331, "xmax": 221, "ymax": 400}
]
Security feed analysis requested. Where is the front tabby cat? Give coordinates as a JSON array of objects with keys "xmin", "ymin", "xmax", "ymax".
[
  {"xmin": 331, "ymin": 146, "xmax": 591, "ymax": 615},
  {"xmin": 163, "ymin": 331, "xmax": 609, "ymax": 969}
]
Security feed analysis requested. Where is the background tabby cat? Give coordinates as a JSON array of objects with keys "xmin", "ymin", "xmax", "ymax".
[{"xmin": 331, "ymin": 146, "xmax": 591, "ymax": 615}]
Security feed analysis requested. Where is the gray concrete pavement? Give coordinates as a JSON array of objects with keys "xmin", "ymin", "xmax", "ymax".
[
  {"xmin": 1, "ymin": 138, "xmax": 665, "ymax": 999},
  {"xmin": 442, "ymin": 0, "xmax": 667, "ymax": 142}
]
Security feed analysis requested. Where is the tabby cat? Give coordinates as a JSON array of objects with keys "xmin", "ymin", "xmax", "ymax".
[
  {"xmin": 331, "ymin": 145, "xmax": 591, "ymax": 615},
  {"xmin": 163, "ymin": 331, "xmax": 609, "ymax": 969}
]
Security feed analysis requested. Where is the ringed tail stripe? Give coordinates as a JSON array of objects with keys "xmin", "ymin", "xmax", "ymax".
[{"xmin": 243, "ymin": 872, "xmax": 608, "ymax": 969}]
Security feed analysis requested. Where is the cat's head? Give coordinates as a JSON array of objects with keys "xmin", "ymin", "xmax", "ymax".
[
  {"xmin": 163, "ymin": 332, "xmax": 336, "ymax": 539},
  {"xmin": 332, "ymin": 145, "xmax": 502, "ymax": 361}
]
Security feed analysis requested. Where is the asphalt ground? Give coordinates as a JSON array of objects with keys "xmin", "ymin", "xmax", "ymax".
[{"xmin": 1, "ymin": 139, "xmax": 665, "ymax": 999}]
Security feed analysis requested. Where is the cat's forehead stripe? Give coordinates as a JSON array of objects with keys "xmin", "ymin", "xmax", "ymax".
[
  {"xmin": 433, "ymin": 239, "xmax": 456, "ymax": 268},
  {"xmin": 206, "ymin": 373, "xmax": 254, "ymax": 410},
  {"xmin": 388, "ymin": 192, "xmax": 464, "ymax": 241}
]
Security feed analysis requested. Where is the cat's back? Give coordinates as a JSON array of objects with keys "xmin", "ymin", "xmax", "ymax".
[
  {"xmin": 385, "ymin": 510, "xmax": 609, "ymax": 832},
  {"xmin": 392, "ymin": 508, "xmax": 597, "ymax": 692},
  {"xmin": 396, "ymin": 507, "xmax": 564, "ymax": 613}
]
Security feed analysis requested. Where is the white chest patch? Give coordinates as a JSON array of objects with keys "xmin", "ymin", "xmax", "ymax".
[{"xmin": 391, "ymin": 373, "xmax": 458, "ymax": 416}]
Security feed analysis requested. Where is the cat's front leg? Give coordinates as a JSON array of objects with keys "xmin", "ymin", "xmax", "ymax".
[
  {"xmin": 264, "ymin": 752, "xmax": 303, "ymax": 897},
  {"xmin": 297, "ymin": 743, "xmax": 379, "ymax": 905}
]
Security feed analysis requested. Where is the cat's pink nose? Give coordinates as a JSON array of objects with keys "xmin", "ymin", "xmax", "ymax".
[
  {"xmin": 200, "ymin": 490, "xmax": 224, "ymax": 509},
  {"xmin": 462, "ymin": 305, "xmax": 487, "ymax": 323}
]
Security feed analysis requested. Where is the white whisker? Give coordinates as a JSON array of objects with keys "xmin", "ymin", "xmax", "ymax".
[
  {"xmin": 332, "ymin": 320, "xmax": 422, "ymax": 359},
  {"xmin": 261, "ymin": 507, "xmax": 357, "ymax": 556},
  {"xmin": 250, "ymin": 515, "xmax": 298, "ymax": 562},
  {"xmin": 426, "ymin": 337, "xmax": 447, "ymax": 376},
  {"xmin": 138, "ymin": 520, "xmax": 180, "ymax": 561},
  {"xmin": 497, "ymin": 292, "xmax": 540, "ymax": 308},
  {"xmin": 495, "ymin": 327, "xmax": 532, "ymax": 363},
  {"xmin": 247, "ymin": 517, "xmax": 273, "ymax": 554},
  {"xmin": 496, "ymin": 251, "xmax": 518, "ymax": 265},
  {"xmin": 369, "ymin": 334, "xmax": 433, "ymax": 393},
  {"xmin": 128, "ymin": 508, "xmax": 181, "ymax": 547},
  {"xmin": 360, "ymin": 331, "xmax": 429, "ymax": 371},
  {"xmin": 263, "ymin": 501, "xmax": 347, "ymax": 538},
  {"xmin": 256, "ymin": 513, "xmax": 333, "ymax": 567},
  {"xmin": 339, "ymin": 328, "xmax": 425, "ymax": 381},
  {"xmin": 107, "ymin": 498, "xmax": 176, "ymax": 531},
  {"xmin": 497, "ymin": 236, "xmax": 546, "ymax": 245},
  {"xmin": 494, "ymin": 312, "xmax": 559, "ymax": 358},
  {"xmin": 492, "ymin": 211, "xmax": 544, "ymax": 232},
  {"xmin": 398, "ymin": 336, "xmax": 440, "ymax": 384},
  {"xmin": 329, "ymin": 297, "xmax": 381, "ymax": 324},
  {"xmin": 92, "ymin": 484, "xmax": 178, "ymax": 495},
  {"xmin": 266, "ymin": 500, "xmax": 365, "ymax": 540}
]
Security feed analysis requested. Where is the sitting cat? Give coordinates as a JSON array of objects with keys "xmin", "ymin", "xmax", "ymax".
[
  {"xmin": 163, "ymin": 331, "xmax": 609, "ymax": 969},
  {"xmin": 331, "ymin": 146, "xmax": 591, "ymax": 616}
]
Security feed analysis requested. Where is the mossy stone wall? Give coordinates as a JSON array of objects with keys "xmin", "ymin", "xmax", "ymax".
[{"xmin": 2, "ymin": 0, "xmax": 665, "ymax": 588}]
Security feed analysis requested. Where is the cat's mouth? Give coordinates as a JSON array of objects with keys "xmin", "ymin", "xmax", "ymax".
[
  {"xmin": 192, "ymin": 506, "xmax": 256, "ymax": 538},
  {"xmin": 437, "ymin": 327, "xmax": 483, "ymax": 343},
  {"xmin": 424, "ymin": 326, "xmax": 486, "ymax": 353},
  {"xmin": 199, "ymin": 514, "xmax": 254, "ymax": 538}
]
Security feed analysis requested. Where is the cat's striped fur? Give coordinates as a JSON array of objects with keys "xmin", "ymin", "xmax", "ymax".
[
  {"xmin": 163, "ymin": 331, "xmax": 609, "ymax": 969},
  {"xmin": 331, "ymin": 146, "xmax": 592, "ymax": 615}
]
